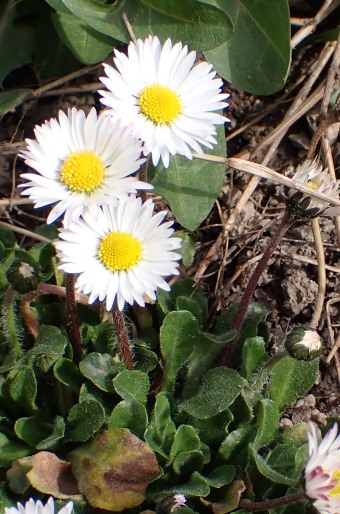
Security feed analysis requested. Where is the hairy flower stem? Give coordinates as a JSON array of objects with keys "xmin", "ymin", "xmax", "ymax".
[
  {"xmin": 239, "ymin": 489, "xmax": 306, "ymax": 511},
  {"xmin": 20, "ymin": 284, "xmax": 89, "ymax": 339},
  {"xmin": 219, "ymin": 213, "xmax": 295, "ymax": 366},
  {"xmin": 3, "ymin": 286, "xmax": 23, "ymax": 357},
  {"xmin": 65, "ymin": 273, "xmax": 82, "ymax": 363},
  {"xmin": 112, "ymin": 301, "xmax": 134, "ymax": 370}
]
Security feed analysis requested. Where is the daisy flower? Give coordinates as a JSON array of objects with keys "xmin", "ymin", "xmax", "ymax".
[
  {"xmin": 5, "ymin": 497, "xmax": 73, "ymax": 514},
  {"xmin": 99, "ymin": 35, "xmax": 229, "ymax": 168},
  {"xmin": 305, "ymin": 422, "xmax": 340, "ymax": 514},
  {"xmin": 55, "ymin": 196, "xmax": 182, "ymax": 311},
  {"xmin": 284, "ymin": 159, "xmax": 340, "ymax": 219},
  {"xmin": 19, "ymin": 107, "xmax": 151, "ymax": 227}
]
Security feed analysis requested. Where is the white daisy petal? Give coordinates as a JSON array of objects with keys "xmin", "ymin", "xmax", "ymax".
[
  {"xmin": 305, "ymin": 422, "xmax": 340, "ymax": 514},
  {"xmin": 55, "ymin": 196, "xmax": 182, "ymax": 311},
  {"xmin": 99, "ymin": 35, "xmax": 229, "ymax": 167},
  {"xmin": 19, "ymin": 108, "xmax": 152, "ymax": 227},
  {"xmin": 5, "ymin": 498, "xmax": 74, "ymax": 514}
]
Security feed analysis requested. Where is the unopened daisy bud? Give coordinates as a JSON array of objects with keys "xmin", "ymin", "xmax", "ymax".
[
  {"xmin": 283, "ymin": 159, "xmax": 340, "ymax": 220},
  {"xmin": 6, "ymin": 255, "xmax": 41, "ymax": 294},
  {"xmin": 284, "ymin": 325, "xmax": 322, "ymax": 361},
  {"xmin": 305, "ymin": 422, "xmax": 340, "ymax": 514}
]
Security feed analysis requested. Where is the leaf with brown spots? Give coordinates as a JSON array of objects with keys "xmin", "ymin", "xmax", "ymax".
[{"xmin": 68, "ymin": 428, "xmax": 160, "ymax": 512}]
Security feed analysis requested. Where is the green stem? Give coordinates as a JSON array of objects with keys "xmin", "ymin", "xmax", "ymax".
[
  {"xmin": 239, "ymin": 489, "xmax": 306, "ymax": 511},
  {"xmin": 112, "ymin": 301, "xmax": 134, "ymax": 370},
  {"xmin": 218, "ymin": 213, "xmax": 295, "ymax": 366}
]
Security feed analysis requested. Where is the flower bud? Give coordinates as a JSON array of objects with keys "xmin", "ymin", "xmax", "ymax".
[
  {"xmin": 6, "ymin": 256, "xmax": 41, "ymax": 294},
  {"xmin": 284, "ymin": 325, "xmax": 322, "ymax": 360}
]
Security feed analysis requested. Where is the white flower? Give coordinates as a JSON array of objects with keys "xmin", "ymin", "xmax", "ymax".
[
  {"xmin": 55, "ymin": 196, "xmax": 182, "ymax": 310},
  {"xmin": 19, "ymin": 107, "xmax": 151, "ymax": 227},
  {"xmin": 171, "ymin": 494, "xmax": 187, "ymax": 511},
  {"xmin": 285, "ymin": 159, "xmax": 340, "ymax": 219},
  {"xmin": 305, "ymin": 422, "xmax": 340, "ymax": 514},
  {"xmin": 5, "ymin": 497, "xmax": 73, "ymax": 514},
  {"xmin": 99, "ymin": 35, "xmax": 229, "ymax": 168}
]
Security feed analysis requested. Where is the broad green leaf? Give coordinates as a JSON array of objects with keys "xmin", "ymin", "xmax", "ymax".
[
  {"xmin": 268, "ymin": 355, "xmax": 319, "ymax": 411},
  {"xmin": 253, "ymin": 399, "xmax": 279, "ymax": 449},
  {"xmin": 63, "ymin": 0, "xmax": 232, "ymax": 52},
  {"xmin": 241, "ymin": 337, "xmax": 268, "ymax": 380},
  {"xmin": 61, "ymin": 0, "xmax": 128, "ymax": 41},
  {"xmin": 267, "ymin": 443, "xmax": 300, "ymax": 479},
  {"xmin": 184, "ymin": 331, "xmax": 236, "ymax": 400},
  {"xmin": 173, "ymin": 450, "xmax": 205, "ymax": 475},
  {"xmin": 14, "ymin": 416, "xmax": 59, "ymax": 448},
  {"xmin": 80, "ymin": 352, "xmax": 123, "ymax": 392},
  {"xmin": 218, "ymin": 425, "xmax": 254, "ymax": 463},
  {"xmin": 183, "ymin": 368, "xmax": 243, "ymax": 419},
  {"xmin": 53, "ymin": 358, "xmax": 83, "ymax": 392},
  {"xmin": 0, "ymin": 89, "xmax": 32, "ymax": 115},
  {"xmin": 176, "ymin": 231, "xmax": 197, "ymax": 271},
  {"xmin": 149, "ymin": 125, "xmax": 226, "ymax": 230},
  {"xmin": 45, "ymin": 0, "xmax": 72, "ymax": 13},
  {"xmin": 29, "ymin": 325, "xmax": 67, "ymax": 372},
  {"xmin": 204, "ymin": 0, "xmax": 291, "ymax": 95},
  {"xmin": 249, "ymin": 445, "xmax": 295, "ymax": 485},
  {"xmin": 176, "ymin": 297, "xmax": 205, "ymax": 330},
  {"xmin": 0, "ymin": 1, "xmax": 35, "ymax": 86},
  {"xmin": 160, "ymin": 311, "xmax": 198, "ymax": 392},
  {"xmin": 158, "ymin": 278, "xmax": 207, "ymax": 319},
  {"xmin": 132, "ymin": 345, "xmax": 158, "ymax": 373},
  {"xmin": 145, "ymin": 394, "xmax": 176, "ymax": 458},
  {"xmin": 204, "ymin": 465, "xmax": 235, "ymax": 487},
  {"xmin": 191, "ymin": 410, "xmax": 233, "ymax": 445},
  {"xmin": 37, "ymin": 416, "xmax": 66, "ymax": 450},
  {"xmin": 113, "ymin": 370, "xmax": 150, "ymax": 404},
  {"xmin": 215, "ymin": 302, "xmax": 268, "ymax": 367},
  {"xmin": 52, "ymin": 12, "xmax": 115, "ymax": 64},
  {"xmin": 8, "ymin": 366, "xmax": 37, "ymax": 413},
  {"xmin": 169, "ymin": 425, "xmax": 201, "ymax": 462},
  {"xmin": 139, "ymin": 0, "xmax": 232, "ymax": 50},
  {"xmin": 67, "ymin": 400, "xmax": 105, "ymax": 442},
  {"xmin": 109, "ymin": 399, "xmax": 148, "ymax": 438},
  {"xmin": 0, "ymin": 433, "xmax": 30, "ymax": 467}
]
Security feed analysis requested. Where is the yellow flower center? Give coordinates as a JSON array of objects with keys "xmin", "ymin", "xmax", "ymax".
[
  {"xmin": 60, "ymin": 151, "xmax": 105, "ymax": 193},
  {"xmin": 307, "ymin": 180, "xmax": 319, "ymax": 191},
  {"xmin": 97, "ymin": 232, "xmax": 142, "ymax": 271},
  {"xmin": 138, "ymin": 84, "xmax": 182, "ymax": 124},
  {"xmin": 329, "ymin": 470, "xmax": 340, "ymax": 497}
]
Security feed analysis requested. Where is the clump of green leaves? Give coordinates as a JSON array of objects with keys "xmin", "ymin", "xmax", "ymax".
[{"xmin": 0, "ymin": 227, "xmax": 321, "ymax": 513}]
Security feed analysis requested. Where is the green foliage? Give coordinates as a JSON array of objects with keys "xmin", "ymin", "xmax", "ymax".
[
  {"xmin": 204, "ymin": 0, "xmax": 291, "ymax": 95},
  {"xmin": 0, "ymin": 216, "xmax": 323, "ymax": 514},
  {"xmin": 149, "ymin": 124, "xmax": 226, "ymax": 230},
  {"xmin": 268, "ymin": 355, "xmax": 319, "ymax": 411}
]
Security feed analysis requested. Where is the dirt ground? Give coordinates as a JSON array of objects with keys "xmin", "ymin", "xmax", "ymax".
[{"xmin": 0, "ymin": 0, "xmax": 339, "ymax": 424}]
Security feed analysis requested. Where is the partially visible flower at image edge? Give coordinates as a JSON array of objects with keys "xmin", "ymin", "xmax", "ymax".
[
  {"xmin": 284, "ymin": 159, "xmax": 340, "ymax": 219},
  {"xmin": 19, "ymin": 107, "xmax": 151, "ymax": 228},
  {"xmin": 305, "ymin": 422, "xmax": 340, "ymax": 514},
  {"xmin": 5, "ymin": 497, "xmax": 73, "ymax": 514},
  {"xmin": 99, "ymin": 35, "xmax": 229, "ymax": 168},
  {"xmin": 55, "ymin": 195, "xmax": 182, "ymax": 311}
]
